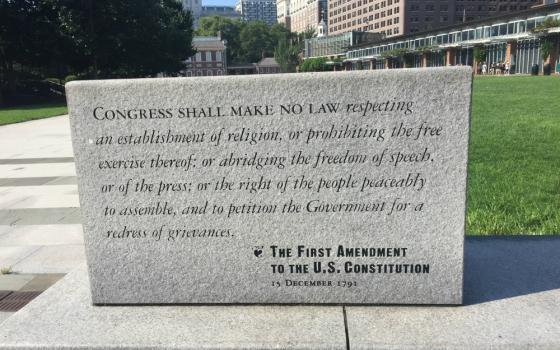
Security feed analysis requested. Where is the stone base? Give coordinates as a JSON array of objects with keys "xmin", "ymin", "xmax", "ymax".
[{"xmin": 1, "ymin": 237, "xmax": 560, "ymax": 349}]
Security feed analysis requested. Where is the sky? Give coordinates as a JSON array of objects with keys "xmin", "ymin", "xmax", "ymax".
[{"xmin": 203, "ymin": 0, "xmax": 237, "ymax": 7}]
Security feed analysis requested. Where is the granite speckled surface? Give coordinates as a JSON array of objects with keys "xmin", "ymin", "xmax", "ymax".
[
  {"xmin": 0, "ymin": 265, "xmax": 346, "ymax": 350},
  {"xmin": 66, "ymin": 68, "xmax": 472, "ymax": 304},
  {"xmin": 1, "ymin": 237, "xmax": 559, "ymax": 349}
]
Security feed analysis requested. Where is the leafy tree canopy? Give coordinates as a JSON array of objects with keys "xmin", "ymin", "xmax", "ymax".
[
  {"xmin": 196, "ymin": 16, "xmax": 297, "ymax": 65},
  {"xmin": 0, "ymin": 0, "xmax": 195, "ymax": 80}
]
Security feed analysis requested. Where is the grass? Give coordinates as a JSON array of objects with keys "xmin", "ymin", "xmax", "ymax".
[
  {"xmin": 0, "ymin": 103, "xmax": 68, "ymax": 126},
  {"xmin": 467, "ymin": 76, "xmax": 560, "ymax": 235}
]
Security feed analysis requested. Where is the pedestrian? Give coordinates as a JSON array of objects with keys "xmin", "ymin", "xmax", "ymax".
[{"xmin": 482, "ymin": 62, "xmax": 487, "ymax": 75}]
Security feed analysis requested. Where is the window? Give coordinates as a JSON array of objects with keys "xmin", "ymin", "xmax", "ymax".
[{"xmin": 206, "ymin": 51, "xmax": 212, "ymax": 61}]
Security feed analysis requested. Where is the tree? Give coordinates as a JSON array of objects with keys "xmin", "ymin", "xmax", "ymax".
[
  {"xmin": 196, "ymin": 16, "xmax": 243, "ymax": 63},
  {"xmin": 0, "ymin": 0, "xmax": 195, "ymax": 106},
  {"xmin": 46, "ymin": 0, "xmax": 194, "ymax": 78},
  {"xmin": 473, "ymin": 45, "xmax": 487, "ymax": 63},
  {"xmin": 270, "ymin": 23, "xmax": 293, "ymax": 44},
  {"xmin": 239, "ymin": 21, "xmax": 275, "ymax": 63},
  {"xmin": 299, "ymin": 57, "xmax": 327, "ymax": 72},
  {"xmin": 274, "ymin": 38, "xmax": 300, "ymax": 73},
  {"xmin": 196, "ymin": 17, "xmax": 300, "ymax": 65}
]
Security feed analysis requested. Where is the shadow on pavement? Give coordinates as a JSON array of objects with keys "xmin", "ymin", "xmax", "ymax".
[{"xmin": 464, "ymin": 236, "xmax": 560, "ymax": 305}]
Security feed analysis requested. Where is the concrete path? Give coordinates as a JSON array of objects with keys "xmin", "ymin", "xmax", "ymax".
[{"xmin": 0, "ymin": 116, "xmax": 85, "ymax": 321}]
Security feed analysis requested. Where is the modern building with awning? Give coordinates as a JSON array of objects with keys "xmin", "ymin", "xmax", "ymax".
[{"xmin": 342, "ymin": 3, "xmax": 560, "ymax": 74}]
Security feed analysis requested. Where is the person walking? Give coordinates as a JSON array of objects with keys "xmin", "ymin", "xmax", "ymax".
[{"xmin": 482, "ymin": 62, "xmax": 487, "ymax": 75}]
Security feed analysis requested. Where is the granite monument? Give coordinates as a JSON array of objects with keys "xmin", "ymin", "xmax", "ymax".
[{"xmin": 66, "ymin": 67, "xmax": 472, "ymax": 304}]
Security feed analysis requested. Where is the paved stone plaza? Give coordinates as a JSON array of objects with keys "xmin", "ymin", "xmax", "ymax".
[{"xmin": 0, "ymin": 116, "xmax": 85, "ymax": 321}]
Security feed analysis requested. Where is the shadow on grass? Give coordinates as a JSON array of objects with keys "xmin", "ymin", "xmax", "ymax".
[{"xmin": 464, "ymin": 236, "xmax": 560, "ymax": 305}]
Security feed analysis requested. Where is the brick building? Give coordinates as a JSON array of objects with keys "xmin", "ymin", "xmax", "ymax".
[
  {"xmin": 184, "ymin": 37, "xmax": 227, "ymax": 77},
  {"xmin": 278, "ymin": 0, "xmax": 328, "ymax": 33},
  {"xmin": 328, "ymin": 0, "xmax": 540, "ymax": 38}
]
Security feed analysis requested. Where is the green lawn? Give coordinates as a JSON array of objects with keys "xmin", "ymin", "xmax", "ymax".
[
  {"xmin": 0, "ymin": 103, "xmax": 68, "ymax": 126},
  {"xmin": 467, "ymin": 76, "xmax": 560, "ymax": 235}
]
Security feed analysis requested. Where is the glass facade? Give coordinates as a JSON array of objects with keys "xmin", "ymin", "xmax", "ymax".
[
  {"xmin": 305, "ymin": 32, "xmax": 383, "ymax": 58},
  {"xmin": 516, "ymin": 39, "xmax": 542, "ymax": 74}
]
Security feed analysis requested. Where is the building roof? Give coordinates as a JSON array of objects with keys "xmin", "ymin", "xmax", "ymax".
[
  {"xmin": 228, "ymin": 63, "xmax": 256, "ymax": 69},
  {"xmin": 256, "ymin": 57, "xmax": 280, "ymax": 67},
  {"xmin": 192, "ymin": 36, "xmax": 226, "ymax": 50}
]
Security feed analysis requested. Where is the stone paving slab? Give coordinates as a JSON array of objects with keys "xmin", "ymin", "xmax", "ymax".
[
  {"xmin": 0, "ymin": 158, "xmax": 74, "ymax": 165},
  {"xmin": 0, "ymin": 176, "xmax": 77, "ymax": 187},
  {"xmin": 0, "ymin": 225, "xmax": 83, "ymax": 246},
  {"xmin": 11, "ymin": 245, "xmax": 85, "ymax": 274},
  {"xmin": 0, "ymin": 275, "xmax": 35, "ymax": 291},
  {"xmin": 0, "ymin": 237, "xmax": 559, "ymax": 349},
  {"xmin": 0, "ymin": 116, "xmax": 73, "ymax": 159},
  {"xmin": 0, "ymin": 163, "xmax": 76, "ymax": 179},
  {"xmin": 0, "ymin": 247, "xmax": 40, "ymax": 270},
  {"xmin": 0, "ymin": 274, "xmax": 65, "ymax": 293},
  {"xmin": 0, "ymin": 208, "xmax": 81, "ymax": 225},
  {"xmin": 0, "ymin": 185, "xmax": 79, "ymax": 209},
  {"xmin": 19, "ymin": 274, "xmax": 65, "ymax": 292},
  {"xmin": 0, "ymin": 312, "xmax": 12, "ymax": 324},
  {"xmin": 0, "ymin": 265, "xmax": 347, "ymax": 350},
  {"xmin": 0, "ymin": 226, "xmax": 10, "ymax": 236},
  {"xmin": 346, "ymin": 237, "xmax": 560, "ymax": 350}
]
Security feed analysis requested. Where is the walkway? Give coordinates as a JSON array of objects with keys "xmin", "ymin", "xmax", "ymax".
[{"xmin": 0, "ymin": 115, "xmax": 85, "ymax": 322}]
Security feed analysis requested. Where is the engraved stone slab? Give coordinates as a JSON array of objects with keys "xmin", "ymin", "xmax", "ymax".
[{"xmin": 66, "ymin": 67, "xmax": 472, "ymax": 304}]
